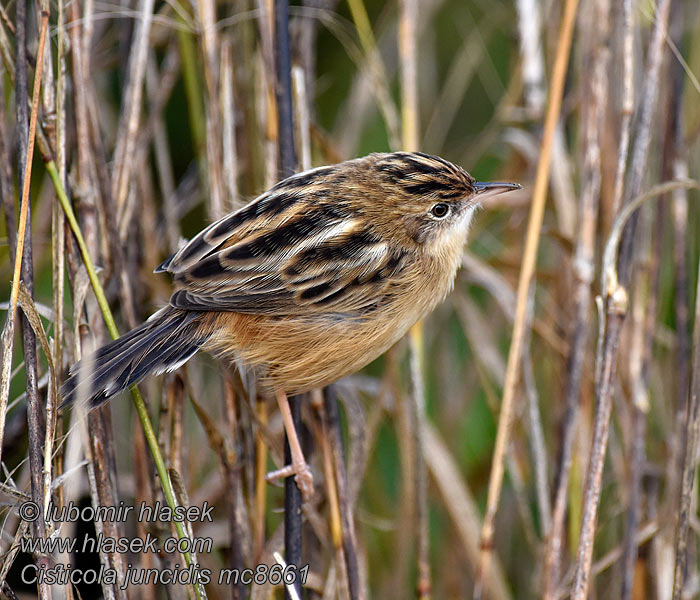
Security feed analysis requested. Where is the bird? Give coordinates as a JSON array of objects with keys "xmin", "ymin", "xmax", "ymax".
[{"xmin": 60, "ymin": 151, "xmax": 520, "ymax": 499}]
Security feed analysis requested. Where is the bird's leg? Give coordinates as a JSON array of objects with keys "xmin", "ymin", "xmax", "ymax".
[{"xmin": 266, "ymin": 389, "xmax": 314, "ymax": 501}]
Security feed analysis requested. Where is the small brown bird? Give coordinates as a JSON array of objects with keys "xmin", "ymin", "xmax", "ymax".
[{"xmin": 61, "ymin": 151, "xmax": 520, "ymax": 498}]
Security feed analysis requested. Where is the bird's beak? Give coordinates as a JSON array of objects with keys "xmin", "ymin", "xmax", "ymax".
[{"xmin": 473, "ymin": 181, "xmax": 522, "ymax": 198}]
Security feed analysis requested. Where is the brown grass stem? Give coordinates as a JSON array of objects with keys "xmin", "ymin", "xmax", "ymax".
[
  {"xmin": 346, "ymin": 0, "xmax": 401, "ymax": 149},
  {"xmin": 399, "ymin": 0, "xmax": 431, "ymax": 596},
  {"xmin": 672, "ymin": 216, "xmax": 700, "ymax": 599},
  {"xmin": 543, "ymin": 0, "xmax": 609, "ymax": 594},
  {"xmin": 13, "ymin": 6, "xmax": 51, "ymax": 600},
  {"xmin": 473, "ymin": 0, "xmax": 579, "ymax": 596},
  {"xmin": 273, "ymin": 4, "xmax": 303, "ymax": 598},
  {"xmin": 46, "ymin": 159, "xmax": 204, "ymax": 600},
  {"xmin": 324, "ymin": 387, "xmax": 363, "ymax": 600},
  {"xmin": 571, "ymin": 178, "xmax": 697, "ymax": 599}
]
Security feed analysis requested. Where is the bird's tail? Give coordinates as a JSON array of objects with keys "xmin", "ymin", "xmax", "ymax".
[{"xmin": 60, "ymin": 307, "xmax": 209, "ymax": 408}]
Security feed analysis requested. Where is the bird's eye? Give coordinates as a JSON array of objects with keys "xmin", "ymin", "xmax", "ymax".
[{"xmin": 431, "ymin": 203, "xmax": 450, "ymax": 218}]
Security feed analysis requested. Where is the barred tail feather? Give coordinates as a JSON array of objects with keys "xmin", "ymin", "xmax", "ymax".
[{"xmin": 60, "ymin": 307, "xmax": 208, "ymax": 407}]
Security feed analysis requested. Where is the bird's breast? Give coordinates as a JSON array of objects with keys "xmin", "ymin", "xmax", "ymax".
[{"xmin": 203, "ymin": 257, "xmax": 459, "ymax": 395}]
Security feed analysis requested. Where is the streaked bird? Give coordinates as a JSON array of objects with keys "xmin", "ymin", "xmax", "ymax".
[{"xmin": 61, "ymin": 151, "xmax": 521, "ymax": 499}]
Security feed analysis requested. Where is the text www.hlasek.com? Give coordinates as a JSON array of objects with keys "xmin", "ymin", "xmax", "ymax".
[{"xmin": 18, "ymin": 500, "xmax": 309, "ymax": 588}]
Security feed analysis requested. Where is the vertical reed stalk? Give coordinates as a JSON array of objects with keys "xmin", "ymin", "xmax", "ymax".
[{"xmin": 474, "ymin": 0, "xmax": 579, "ymax": 595}]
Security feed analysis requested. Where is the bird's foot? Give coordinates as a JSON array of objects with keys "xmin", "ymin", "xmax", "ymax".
[{"xmin": 266, "ymin": 459, "xmax": 314, "ymax": 502}]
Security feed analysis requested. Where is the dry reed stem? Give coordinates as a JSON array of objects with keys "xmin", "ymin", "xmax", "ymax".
[
  {"xmin": 199, "ymin": 0, "xmax": 225, "ymax": 219},
  {"xmin": 254, "ymin": 398, "xmax": 268, "ymax": 558},
  {"xmin": 621, "ymin": 22, "xmax": 683, "ymax": 587},
  {"xmin": 324, "ymin": 387, "xmax": 364, "ymax": 600},
  {"xmin": 623, "ymin": 210, "xmax": 661, "ymax": 594},
  {"xmin": 6, "ymin": 9, "xmax": 53, "ymax": 596},
  {"xmin": 521, "ymin": 0, "xmax": 577, "ymax": 235},
  {"xmin": 257, "ymin": 0, "xmax": 278, "ymax": 189},
  {"xmin": 17, "ymin": 284, "xmax": 61, "ymax": 593},
  {"xmin": 52, "ymin": 0, "xmax": 67, "ymax": 572},
  {"xmin": 672, "ymin": 219, "xmax": 700, "ymax": 599},
  {"xmin": 515, "ymin": 0, "xmax": 576, "ymax": 237},
  {"xmin": 0, "ymin": 2, "xmax": 13, "ymax": 35},
  {"xmin": 253, "ymin": 1, "xmax": 277, "ymax": 571},
  {"xmin": 515, "ymin": 0, "xmax": 545, "ymax": 117},
  {"xmin": 398, "ymin": 0, "xmax": 431, "ymax": 596},
  {"xmin": 543, "ymin": 0, "xmax": 609, "ymax": 593},
  {"xmin": 0, "ymin": 16, "xmax": 15, "ymax": 82},
  {"xmin": 571, "ymin": 177, "xmax": 698, "ymax": 599},
  {"xmin": 46, "ymin": 159, "xmax": 204, "ymax": 599},
  {"xmin": 273, "ymin": 5, "xmax": 304, "ymax": 598},
  {"xmin": 399, "ymin": 0, "xmax": 418, "ymax": 151},
  {"xmin": 221, "ymin": 37, "xmax": 241, "ymax": 210},
  {"xmin": 346, "ymin": 0, "xmax": 401, "ymax": 149},
  {"xmin": 112, "ymin": 0, "xmax": 155, "ymax": 222},
  {"xmin": 661, "ymin": 11, "xmax": 692, "ymax": 597},
  {"xmin": 315, "ymin": 399, "xmax": 342, "ymax": 549},
  {"xmin": 473, "ymin": 0, "xmax": 579, "ymax": 596},
  {"xmin": 423, "ymin": 424, "xmax": 511, "ymax": 600},
  {"xmin": 618, "ymin": 0, "xmax": 671, "ymax": 284},
  {"xmin": 146, "ymin": 49, "xmax": 179, "ymax": 252},
  {"xmin": 292, "ymin": 66, "xmax": 312, "ymax": 172},
  {"xmin": 571, "ymin": 0, "xmax": 673, "ymax": 594},
  {"xmin": 311, "ymin": 392, "xmax": 350, "ymax": 599},
  {"xmin": 424, "ymin": 7, "xmax": 506, "ymax": 153},
  {"xmin": 67, "ymin": 4, "xmax": 127, "ymax": 594},
  {"xmin": 554, "ymin": 520, "xmax": 659, "ymax": 597},
  {"xmin": 0, "ymin": 4, "xmax": 48, "ymax": 469},
  {"xmin": 668, "ymin": 165, "xmax": 691, "ymax": 591},
  {"xmin": 521, "ymin": 287, "xmax": 550, "ymax": 535},
  {"xmin": 611, "ymin": 0, "xmax": 634, "ymax": 217},
  {"xmin": 223, "ymin": 377, "xmax": 247, "ymax": 600}
]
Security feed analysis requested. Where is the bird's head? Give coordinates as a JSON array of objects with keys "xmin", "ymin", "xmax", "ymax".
[{"xmin": 351, "ymin": 152, "xmax": 521, "ymax": 253}]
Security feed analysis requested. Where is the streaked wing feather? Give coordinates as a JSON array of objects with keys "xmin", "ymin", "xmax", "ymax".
[
  {"xmin": 157, "ymin": 159, "xmax": 410, "ymax": 316},
  {"xmin": 156, "ymin": 164, "xmax": 344, "ymax": 275},
  {"xmin": 169, "ymin": 222, "xmax": 406, "ymax": 316}
]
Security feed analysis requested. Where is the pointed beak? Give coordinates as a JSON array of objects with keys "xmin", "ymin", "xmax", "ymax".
[{"xmin": 473, "ymin": 181, "xmax": 522, "ymax": 198}]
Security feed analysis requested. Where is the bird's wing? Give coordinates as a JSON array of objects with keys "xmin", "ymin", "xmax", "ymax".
[{"xmin": 157, "ymin": 181, "xmax": 407, "ymax": 316}]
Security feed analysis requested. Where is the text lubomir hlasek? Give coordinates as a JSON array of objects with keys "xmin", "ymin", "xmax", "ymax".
[{"xmin": 44, "ymin": 500, "xmax": 214, "ymax": 523}]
